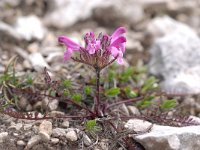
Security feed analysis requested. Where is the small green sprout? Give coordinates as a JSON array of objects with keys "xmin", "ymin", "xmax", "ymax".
[
  {"xmin": 141, "ymin": 76, "xmax": 158, "ymax": 93},
  {"xmin": 124, "ymin": 86, "xmax": 137, "ymax": 98},
  {"xmin": 71, "ymin": 93, "xmax": 82, "ymax": 103},
  {"xmin": 62, "ymin": 79, "xmax": 71, "ymax": 88},
  {"xmin": 160, "ymin": 99, "xmax": 177, "ymax": 110},
  {"xmin": 84, "ymin": 86, "xmax": 92, "ymax": 96},
  {"xmin": 85, "ymin": 119, "xmax": 101, "ymax": 133},
  {"xmin": 105, "ymin": 87, "xmax": 120, "ymax": 97}
]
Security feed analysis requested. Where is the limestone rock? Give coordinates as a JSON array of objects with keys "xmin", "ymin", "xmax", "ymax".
[
  {"xmin": 126, "ymin": 119, "xmax": 200, "ymax": 150},
  {"xmin": 0, "ymin": 132, "xmax": 8, "ymax": 143},
  {"xmin": 148, "ymin": 16, "xmax": 200, "ymax": 94},
  {"xmin": 39, "ymin": 120, "xmax": 53, "ymax": 141},
  {"xmin": 45, "ymin": 0, "xmax": 144, "ymax": 28},
  {"xmin": 14, "ymin": 15, "xmax": 46, "ymax": 41},
  {"xmin": 65, "ymin": 130, "xmax": 78, "ymax": 142}
]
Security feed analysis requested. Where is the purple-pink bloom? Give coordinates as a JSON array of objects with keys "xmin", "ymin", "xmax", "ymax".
[{"xmin": 58, "ymin": 27, "xmax": 126, "ymax": 65}]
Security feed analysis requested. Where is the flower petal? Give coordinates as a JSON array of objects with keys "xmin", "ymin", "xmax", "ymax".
[
  {"xmin": 110, "ymin": 36, "xmax": 126, "ymax": 47},
  {"xmin": 111, "ymin": 27, "xmax": 126, "ymax": 39},
  {"xmin": 64, "ymin": 48, "xmax": 73, "ymax": 61},
  {"xmin": 58, "ymin": 36, "xmax": 80, "ymax": 50}
]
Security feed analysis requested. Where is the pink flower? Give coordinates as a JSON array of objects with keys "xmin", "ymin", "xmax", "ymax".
[{"xmin": 58, "ymin": 27, "xmax": 126, "ymax": 66}]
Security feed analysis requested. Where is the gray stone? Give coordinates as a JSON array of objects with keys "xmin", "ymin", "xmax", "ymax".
[
  {"xmin": 14, "ymin": 15, "xmax": 46, "ymax": 41},
  {"xmin": 83, "ymin": 134, "xmax": 92, "ymax": 146},
  {"xmin": 44, "ymin": 0, "xmax": 144, "ymax": 28},
  {"xmin": 17, "ymin": 140, "xmax": 26, "ymax": 146},
  {"xmin": 65, "ymin": 130, "xmax": 78, "ymax": 142},
  {"xmin": 26, "ymin": 135, "xmax": 41, "ymax": 149},
  {"xmin": 126, "ymin": 119, "xmax": 200, "ymax": 150},
  {"xmin": 52, "ymin": 128, "xmax": 66, "ymax": 137},
  {"xmin": 0, "ymin": 132, "xmax": 8, "ymax": 143},
  {"xmin": 148, "ymin": 16, "xmax": 200, "ymax": 94},
  {"xmin": 61, "ymin": 120, "xmax": 70, "ymax": 128},
  {"xmin": 50, "ymin": 138, "xmax": 59, "ymax": 144},
  {"xmin": 28, "ymin": 52, "xmax": 50, "ymax": 72},
  {"xmin": 39, "ymin": 120, "xmax": 53, "ymax": 141}
]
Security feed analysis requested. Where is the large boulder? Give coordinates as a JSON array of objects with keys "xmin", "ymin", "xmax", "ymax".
[{"xmin": 148, "ymin": 16, "xmax": 200, "ymax": 94}]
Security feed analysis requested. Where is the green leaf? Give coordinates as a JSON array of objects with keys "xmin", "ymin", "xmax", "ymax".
[
  {"xmin": 85, "ymin": 119, "xmax": 101, "ymax": 133},
  {"xmin": 124, "ymin": 87, "xmax": 137, "ymax": 98},
  {"xmin": 120, "ymin": 67, "xmax": 134, "ymax": 82},
  {"xmin": 108, "ymin": 70, "xmax": 115, "ymax": 82},
  {"xmin": 63, "ymin": 89, "xmax": 70, "ymax": 97},
  {"xmin": 26, "ymin": 75, "xmax": 33, "ymax": 85},
  {"xmin": 160, "ymin": 100, "xmax": 177, "ymax": 109},
  {"xmin": 85, "ymin": 119, "xmax": 96, "ymax": 131},
  {"xmin": 105, "ymin": 87, "xmax": 120, "ymax": 97},
  {"xmin": 71, "ymin": 93, "xmax": 82, "ymax": 103},
  {"xmin": 137, "ymin": 95, "xmax": 154, "ymax": 108},
  {"xmin": 84, "ymin": 86, "xmax": 92, "ymax": 95},
  {"xmin": 141, "ymin": 76, "xmax": 158, "ymax": 93},
  {"xmin": 62, "ymin": 79, "xmax": 71, "ymax": 88}
]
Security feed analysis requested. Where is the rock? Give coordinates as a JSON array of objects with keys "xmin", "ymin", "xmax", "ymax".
[
  {"xmin": 23, "ymin": 124, "xmax": 33, "ymax": 131},
  {"xmin": 125, "ymin": 119, "xmax": 152, "ymax": 133},
  {"xmin": 0, "ymin": 132, "xmax": 8, "ymax": 143},
  {"xmin": 61, "ymin": 120, "xmax": 70, "ymax": 128},
  {"xmin": 52, "ymin": 128, "xmax": 66, "ymax": 137},
  {"xmin": 39, "ymin": 120, "xmax": 53, "ymax": 141},
  {"xmin": 42, "ymin": 98, "xmax": 59, "ymax": 111},
  {"xmin": 17, "ymin": 140, "xmax": 26, "ymax": 146},
  {"xmin": 148, "ymin": 16, "xmax": 200, "ymax": 94},
  {"xmin": 65, "ymin": 129, "xmax": 78, "ymax": 142},
  {"xmin": 127, "ymin": 106, "xmax": 141, "ymax": 115},
  {"xmin": 9, "ymin": 122, "xmax": 23, "ymax": 130},
  {"xmin": 14, "ymin": 15, "xmax": 46, "ymax": 41},
  {"xmin": 28, "ymin": 52, "xmax": 50, "ymax": 72},
  {"xmin": 0, "ymin": 21, "xmax": 21, "ymax": 43},
  {"xmin": 51, "ymin": 138, "xmax": 59, "ymax": 144},
  {"xmin": 83, "ymin": 134, "xmax": 92, "ymax": 146},
  {"xmin": 45, "ymin": 0, "xmax": 144, "ymax": 28},
  {"xmin": 125, "ymin": 119, "xmax": 200, "ymax": 150},
  {"xmin": 26, "ymin": 135, "xmax": 41, "ymax": 149}
]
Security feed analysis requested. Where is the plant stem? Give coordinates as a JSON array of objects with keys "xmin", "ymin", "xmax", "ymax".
[{"xmin": 95, "ymin": 68, "xmax": 101, "ymax": 116}]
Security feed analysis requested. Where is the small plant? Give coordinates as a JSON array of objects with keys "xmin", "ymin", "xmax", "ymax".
[{"xmin": 1, "ymin": 27, "xmax": 200, "ymax": 149}]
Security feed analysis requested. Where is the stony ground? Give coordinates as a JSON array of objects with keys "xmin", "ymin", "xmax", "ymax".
[{"xmin": 1, "ymin": 0, "xmax": 200, "ymax": 150}]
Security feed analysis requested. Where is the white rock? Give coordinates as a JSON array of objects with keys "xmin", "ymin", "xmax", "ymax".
[
  {"xmin": 61, "ymin": 120, "xmax": 70, "ymax": 128},
  {"xmin": 83, "ymin": 134, "xmax": 92, "ymax": 146},
  {"xmin": 17, "ymin": 140, "xmax": 26, "ymax": 146},
  {"xmin": 65, "ymin": 130, "xmax": 78, "ymax": 142},
  {"xmin": 14, "ymin": 15, "xmax": 46, "ymax": 41},
  {"xmin": 39, "ymin": 120, "xmax": 53, "ymax": 141},
  {"xmin": 26, "ymin": 135, "xmax": 41, "ymax": 149},
  {"xmin": 0, "ymin": 132, "xmax": 8, "ymax": 143},
  {"xmin": 45, "ymin": 0, "xmax": 144, "ymax": 28},
  {"xmin": 50, "ymin": 138, "xmax": 59, "ymax": 144},
  {"xmin": 127, "ymin": 105, "xmax": 141, "ymax": 115},
  {"xmin": 0, "ymin": 21, "xmax": 21, "ymax": 40},
  {"xmin": 28, "ymin": 52, "xmax": 50, "ymax": 72},
  {"xmin": 148, "ymin": 16, "xmax": 200, "ymax": 94},
  {"xmin": 125, "ymin": 119, "xmax": 152, "ymax": 133},
  {"xmin": 133, "ymin": 122, "xmax": 200, "ymax": 150},
  {"xmin": 52, "ymin": 128, "xmax": 66, "ymax": 137}
]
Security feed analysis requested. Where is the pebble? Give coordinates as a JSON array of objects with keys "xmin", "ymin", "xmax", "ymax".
[
  {"xmin": 127, "ymin": 105, "xmax": 141, "ymax": 115},
  {"xmin": 65, "ymin": 130, "xmax": 78, "ymax": 142},
  {"xmin": 83, "ymin": 134, "xmax": 92, "ymax": 146},
  {"xmin": 51, "ymin": 138, "xmax": 59, "ymax": 144},
  {"xmin": 52, "ymin": 128, "xmax": 66, "ymax": 137},
  {"xmin": 26, "ymin": 135, "xmax": 41, "ymax": 149},
  {"xmin": 61, "ymin": 120, "xmax": 70, "ymax": 128},
  {"xmin": 17, "ymin": 140, "xmax": 26, "ymax": 146},
  {"xmin": 0, "ymin": 132, "xmax": 8, "ymax": 143},
  {"xmin": 39, "ymin": 120, "xmax": 53, "ymax": 141}
]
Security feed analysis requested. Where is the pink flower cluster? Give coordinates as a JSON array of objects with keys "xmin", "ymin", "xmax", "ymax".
[{"xmin": 58, "ymin": 27, "xmax": 126, "ymax": 67}]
